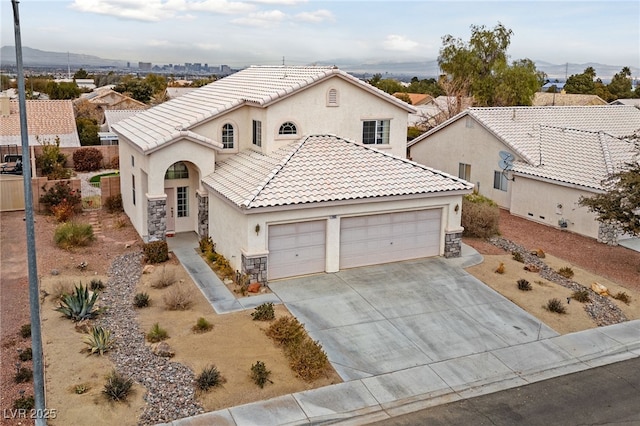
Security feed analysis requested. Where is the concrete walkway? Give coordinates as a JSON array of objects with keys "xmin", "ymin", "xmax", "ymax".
[{"xmin": 163, "ymin": 232, "xmax": 640, "ymax": 426}]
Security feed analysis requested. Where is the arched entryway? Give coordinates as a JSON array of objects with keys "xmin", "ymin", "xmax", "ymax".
[{"xmin": 163, "ymin": 161, "xmax": 201, "ymax": 237}]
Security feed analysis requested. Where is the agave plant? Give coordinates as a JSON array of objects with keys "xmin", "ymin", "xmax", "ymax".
[
  {"xmin": 54, "ymin": 283, "xmax": 100, "ymax": 321},
  {"xmin": 84, "ymin": 326, "xmax": 115, "ymax": 355}
]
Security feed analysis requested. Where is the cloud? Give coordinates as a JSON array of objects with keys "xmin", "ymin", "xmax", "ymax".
[
  {"xmin": 231, "ymin": 9, "xmax": 286, "ymax": 27},
  {"xmin": 382, "ymin": 34, "xmax": 419, "ymax": 52},
  {"xmin": 295, "ymin": 9, "xmax": 334, "ymax": 23}
]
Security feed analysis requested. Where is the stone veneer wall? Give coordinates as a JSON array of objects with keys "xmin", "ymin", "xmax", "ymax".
[
  {"xmin": 196, "ymin": 192, "xmax": 208, "ymax": 238},
  {"xmin": 241, "ymin": 253, "xmax": 267, "ymax": 284},
  {"xmin": 147, "ymin": 198, "xmax": 167, "ymax": 241},
  {"xmin": 597, "ymin": 222, "xmax": 619, "ymax": 246},
  {"xmin": 444, "ymin": 231, "xmax": 462, "ymax": 258}
]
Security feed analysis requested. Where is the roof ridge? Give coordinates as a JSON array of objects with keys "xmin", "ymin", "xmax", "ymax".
[{"xmin": 597, "ymin": 131, "xmax": 615, "ymax": 176}]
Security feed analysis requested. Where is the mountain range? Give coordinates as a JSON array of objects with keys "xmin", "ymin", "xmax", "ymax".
[{"xmin": 1, "ymin": 46, "xmax": 637, "ymax": 82}]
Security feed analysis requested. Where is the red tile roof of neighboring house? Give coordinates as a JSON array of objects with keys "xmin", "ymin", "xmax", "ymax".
[{"xmin": 0, "ymin": 100, "xmax": 80, "ymax": 147}]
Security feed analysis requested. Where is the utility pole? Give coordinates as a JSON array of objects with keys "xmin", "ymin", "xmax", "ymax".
[{"xmin": 11, "ymin": 1, "xmax": 47, "ymax": 425}]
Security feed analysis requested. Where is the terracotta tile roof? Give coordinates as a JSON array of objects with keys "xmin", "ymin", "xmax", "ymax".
[
  {"xmin": 393, "ymin": 92, "xmax": 432, "ymax": 105},
  {"xmin": 513, "ymin": 127, "xmax": 638, "ymax": 190},
  {"xmin": 112, "ymin": 66, "xmax": 415, "ymax": 152},
  {"xmin": 203, "ymin": 135, "xmax": 473, "ymax": 209},
  {"xmin": 0, "ymin": 100, "xmax": 80, "ymax": 147}
]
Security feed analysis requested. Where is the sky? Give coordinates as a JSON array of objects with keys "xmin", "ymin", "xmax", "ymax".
[{"xmin": 1, "ymin": 0, "xmax": 639, "ymax": 69}]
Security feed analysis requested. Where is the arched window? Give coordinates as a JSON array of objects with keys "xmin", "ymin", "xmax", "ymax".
[
  {"xmin": 165, "ymin": 162, "xmax": 189, "ymax": 179},
  {"xmin": 327, "ymin": 88, "xmax": 339, "ymax": 106},
  {"xmin": 222, "ymin": 123, "xmax": 234, "ymax": 149},
  {"xmin": 278, "ymin": 121, "xmax": 297, "ymax": 135}
]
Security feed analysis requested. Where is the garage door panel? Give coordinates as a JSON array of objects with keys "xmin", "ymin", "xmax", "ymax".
[
  {"xmin": 268, "ymin": 221, "xmax": 326, "ymax": 280},
  {"xmin": 340, "ymin": 210, "xmax": 441, "ymax": 269}
]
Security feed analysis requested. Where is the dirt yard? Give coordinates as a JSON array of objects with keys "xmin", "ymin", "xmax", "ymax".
[{"xmin": 1, "ymin": 208, "xmax": 639, "ymax": 425}]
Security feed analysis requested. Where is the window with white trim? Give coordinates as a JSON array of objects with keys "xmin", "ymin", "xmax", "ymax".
[
  {"xmin": 165, "ymin": 162, "xmax": 189, "ymax": 179},
  {"xmin": 493, "ymin": 170, "xmax": 508, "ymax": 191},
  {"xmin": 252, "ymin": 120, "xmax": 262, "ymax": 147},
  {"xmin": 177, "ymin": 186, "xmax": 188, "ymax": 217},
  {"xmin": 222, "ymin": 123, "xmax": 234, "ymax": 149},
  {"xmin": 278, "ymin": 122, "xmax": 297, "ymax": 135},
  {"xmin": 362, "ymin": 120, "xmax": 390, "ymax": 145},
  {"xmin": 458, "ymin": 163, "xmax": 471, "ymax": 180}
]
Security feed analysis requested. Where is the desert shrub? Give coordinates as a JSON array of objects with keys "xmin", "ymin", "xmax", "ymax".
[
  {"xmin": 461, "ymin": 193, "xmax": 500, "ymax": 238},
  {"xmin": 146, "ymin": 323, "xmax": 168, "ymax": 343},
  {"xmin": 199, "ymin": 236, "xmax": 214, "ymax": 253},
  {"xmin": 196, "ymin": 365, "xmax": 224, "ymax": 391},
  {"xmin": 512, "ymin": 251, "xmax": 524, "ymax": 263},
  {"xmin": 252, "ymin": 302, "xmax": 275, "ymax": 321},
  {"xmin": 84, "ymin": 326, "xmax": 115, "ymax": 355},
  {"xmin": 18, "ymin": 347, "xmax": 33, "ymax": 362},
  {"xmin": 15, "ymin": 367, "xmax": 33, "ymax": 383},
  {"xmin": 143, "ymin": 241, "xmax": 169, "ymax": 264},
  {"xmin": 113, "ymin": 215, "xmax": 128, "ymax": 229},
  {"xmin": 557, "ymin": 266, "xmax": 574, "ymax": 279},
  {"xmin": 572, "ymin": 289, "xmax": 591, "ymax": 303},
  {"xmin": 55, "ymin": 283, "xmax": 100, "ymax": 321},
  {"xmin": 103, "ymin": 370, "xmax": 133, "ymax": 402},
  {"xmin": 517, "ymin": 279, "xmax": 532, "ymax": 291},
  {"xmin": 163, "ymin": 286, "xmax": 193, "ymax": 311},
  {"xmin": 109, "ymin": 155, "xmax": 120, "ymax": 169},
  {"xmin": 495, "ymin": 262, "xmax": 505, "ymax": 274},
  {"xmin": 90, "ymin": 278, "xmax": 105, "ymax": 291},
  {"xmin": 51, "ymin": 199, "xmax": 77, "ymax": 222},
  {"xmin": 286, "ymin": 338, "xmax": 330, "ymax": 381},
  {"xmin": 151, "ymin": 266, "xmax": 176, "ymax": 289},
  {"xmin": 133, "ymin": 292, "xmax": 150, "ymax": 308},
  {"xmin": 75, "ymin": 383, "xmax": 89, "ymax": 394},
  {"xmin": 104, "ymin": 194, "xmax": 123, "ymax": 213},
  {"xmin": 250, "ymin": 361, "xmax": 272, "ymax": 388},
  {"xmin": 54, "ymin": 221, "xmax": 95, "ymax": 249},
  {"xmin": 265, "ymin": 316, "xmax": 306, "ymax": 347},
  {"xmin": 206, "ymin": 251, "xmax": 219, "ymax": 263},
  {"xmin": 212, "ymin": 254, "xmax": 234, "ymax": 280},
  {"xmin": 40, "ymin": 181, "xmax": 81, "ymax": 213},
  {"xmin": 192, "ymin": 317, "xmax": 213, "ymax": 333},
  {"xmin": 13, "ymin": 395, "xmax": 35, "ymax": 410},
  {"xmin": 36, "ymin": 137, "xmax": 69, "ymax": 178},
  {"xmin": 73, "ymin": 147, "xmax": 103, "ymax": 171},
  {"xmin": 545, "ymin": 298, "xmax": 567, "ymax": 314},
  {"xmin": 19, "ymin": 323, "xmax": 31, "ymax": 338},
  {"xmin": 613, "ymin": 291, "xmax": 631, "ymax": 305}
]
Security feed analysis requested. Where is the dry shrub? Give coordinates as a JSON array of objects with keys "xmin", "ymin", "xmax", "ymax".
[
  {"xmin": 54, "ymin": 222, "xmax": 95, "ymax": 249},
  {"xmin": 163, "ymin": 285, "xmax": 193, "ymax": 311},
  {"xmin": 265, "ymin": 316, "xmax": 306, "ymax": 346},
  {"xmin": 286, "ymin": 338, "xmax": 330, "ymax": 381},
  {"xmin": 51, "ymin": 281, "xmax": 75, "ymax": 301},
  {"xmin": 51, "ymin": 199, "xmax": 77, "ymax": 222},
  {"xmin": 557, "ymin": 266, "xmax": 574, "ymax": 279},
  {"xmin": 151, "ymin": 266, "xmax": 176, "ymax": 289},
  {"xmin": 143, "ymin": 241, "xmax": 169, "ymax": 264},
  {"xmin": 461, "ymin": 193, "xmax": 499, "ymax": 238},
  {"xmin": 73, "ymin": 147, "xmax": 103, "ymax": 172},
  {"xmin": 612, "ymin": 291, "xmax": 631, "ymax": 305}
]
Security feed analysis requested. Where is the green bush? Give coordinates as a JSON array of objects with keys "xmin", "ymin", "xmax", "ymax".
[
  {"xmin": 192, "ymin": 317, "xmax": 213, "ymax": 333},
  {"xmin": 252, "ymin": 303, "xmax": 275, "ymax": 321},
  {"xmin": 104, "ymin": 194, "xmax": 123, "ymax": 213},
  {"xmin": 20, "ymin": 323, "xmax": 31, "ymax": 338},
  {"xmin": 461, "ymin": 193, "xmax": 500, "ymax": 238},
  {"xmin": 84, "ymin": 326, "xmax": 115, "ymax": 355},
  {"xmin": 250, "ymin": 361, "xmax": 272, "ymax": 388},
  {"xmin": 73, "ymin": 147, "xmax": 103, "ymax": 171},
  {"xmin": 55, "ymin": 283, "xmax": 100, "ymax": 321},
  {"xmin": 143, "ymin": 241, "xmax": 169, "ymax": 264},
  {"xmin": 54, "ymin": 222, "xmax": 95, "ymax": 249},
  {"xmin": 196, "ymin": 365, "xmax": 224, "ymax": 391},
  {"xmin": 18, "ymin": 347, "xmax": 33, "ymax": 361},
  {"xmin": 199, "ymin": 236, "xmax": 214, "ymax": 253},
  {"xmin": 36, "ymin": 136, "xmax": 69, "ymax": 178},
  {"xmin": 40, "ymin": 181, "xmax": 81, "ymax": 213},
  {"xmin": 103, "ymin": 370, "xmax": 133, "ymax": 402},
  {"xmin": 133, "ymin": 292, "xmax": 150, "ymax": 308},
  {"xmin": 572, "ymin": 289, "xmax": 591, "ymax": 303},
  {"xmin": 512, "ymin": 251, "xmax": 524, "ymax": 263},
  {"xmin": 15, "ymin": 367, "xmax": 33, "ymax": 383},
  {"xmin": 13, "ymin": 395, "xmax": 35, "ymax": 410},
  {"xmin": 146, "ymin": 323, "xmax": 168, "ymax": 343}
]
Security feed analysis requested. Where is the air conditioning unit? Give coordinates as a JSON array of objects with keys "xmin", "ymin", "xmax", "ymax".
[{"xmin": 558, "ymin": 219, "xmax": 568, "ymax": 228}]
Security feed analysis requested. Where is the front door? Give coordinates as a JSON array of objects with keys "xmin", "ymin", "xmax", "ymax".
[{"xmin": 165, "ymin": 187, "xmax": 175, "ymax": 233}]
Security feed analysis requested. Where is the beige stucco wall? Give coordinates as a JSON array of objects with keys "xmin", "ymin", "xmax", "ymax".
[
  {"xmin": 409, "ymin": 117, "xmax": 517, "ymax": 208},
  {"xmin": 208, "ymin": 192, "xmax": 466, "ymax": 273},
  {"xmin": 510, "ymin": 175, "xmax": 600, "ymax": 239}
]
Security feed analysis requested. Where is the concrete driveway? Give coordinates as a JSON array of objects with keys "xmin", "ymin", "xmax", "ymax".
[{"xmin": 269, "ymin": 256, "xmax": 559, "ymax": 381}]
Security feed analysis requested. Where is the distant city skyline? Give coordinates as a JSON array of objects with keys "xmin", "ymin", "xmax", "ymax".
[{"xmin": 1, "ymin": 1, "xmax": 639, "ymax": 71}]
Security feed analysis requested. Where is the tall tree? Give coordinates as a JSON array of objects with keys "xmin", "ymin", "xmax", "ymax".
[
  {"xmin": 73, "ymin": 68, "xmax": 89, "ymax": 79},
  {"xmin": 438, "ymin": 23, "xmax": 542, "ymax": 106},
  {"xmin": 564, "ymin": 68, "xmax": 596, "ymax": 94},
  {"xmin": 607, "ymin": 67, "xmax": 633, "ymax": 100}
]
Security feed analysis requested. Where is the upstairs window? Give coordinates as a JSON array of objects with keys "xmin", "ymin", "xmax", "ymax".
[
  {"xmin": 362, "ymin": 120, "xmax": 390, "ymax": 145},
  {"xmin": 278, "ymin": 121, "xmax": 297, "ymax": 135},
  {"xmin": 252, "ymin": 120, "xmax": 262, "ymax": 147},
  {"xmin": 493, "ymin": 170, "xmax": 508, "ymax": 191},
  {"xmin": 222, "ymin": 123, "xmax": 234, "ymax": 149},
  {"xmin": 165, "ymin": 162, "xmax": 189, "ymax": 179},
  {"xmin": 458, "ymin": 163, "xmax": 471, "ymax": 180}
]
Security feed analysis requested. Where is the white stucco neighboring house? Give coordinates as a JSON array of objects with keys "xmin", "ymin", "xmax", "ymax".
[
  {"xmin": 112, "ymin": 65, "xmax": 473, "ymax": 282},
  {"xmin": 407, "ymin": 105, "xmax": 640, "ymax": 244}
]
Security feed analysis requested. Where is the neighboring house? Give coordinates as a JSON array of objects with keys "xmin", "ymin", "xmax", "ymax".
[
  {"xmin": 409, "ymin": 96, "xmax": 474, "ymax": 130},
  {"xmin": 408, "ymin": 105, "xmax": 640, "ymax": 244},
  {"xmin": 533, "ymin": 92, "xmax": 607, "ymax": 106},
  {"xmin": 99, "ymin": 109, "xmax": 143, "ymax": 145},
  {"xmin": 112, "ymin": 66, "xmax": 473, "ymax": 283},
  {"xmin": 540, "ymin": 82, "xmax": 566, "ymax": 92},
  {"xmin": 82, "ymin": 88, "xmax": 148, "ymax": 111},
  {"xmin": 164, "ymin": 87, "xmax": 198, "ymax": 100},
  {"xmin": 610, "ymin": 98, "xmax": 640, "ymax": 106},
  {"xmin": 393, "ymin": 92, "xmax": 433, "ymax": 106},
  {"xmin": 0, "ymin": 97, "xmax": 80, "ymax": 147}
]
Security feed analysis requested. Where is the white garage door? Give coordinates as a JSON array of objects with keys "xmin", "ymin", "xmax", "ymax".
[
  {"xmin": 340, "ymin": 209, "xmax": 441, "ymax": 269},
  {"xmin": 268, "ymin": 220, "xmax": 326, "ymax": 280}
]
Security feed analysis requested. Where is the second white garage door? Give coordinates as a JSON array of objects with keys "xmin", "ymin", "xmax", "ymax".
[
  {"xmin": 268, "ymin": 220, "xmax": 326, "ymax": 280},
  {"xmin": 340, "ymin": 209, "xmax": 441, "ymax": 269}
]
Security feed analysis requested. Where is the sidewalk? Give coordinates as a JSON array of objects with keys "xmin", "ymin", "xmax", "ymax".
[{"xmin": 163, "ymin": 232, "xmax": 640, "ymax": 426}]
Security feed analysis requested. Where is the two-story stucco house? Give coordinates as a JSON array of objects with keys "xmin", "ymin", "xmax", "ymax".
[
  {"xmin": 408, "ymin": 105, "xmax": 640, "ymax": 244},
  {"xmin": 113, "ymin": 66, "xmax": 473, "ymax": 282}
]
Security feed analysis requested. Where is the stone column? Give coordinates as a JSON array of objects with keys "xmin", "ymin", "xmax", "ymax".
[
  {"xmin": 444, "ymin": 231, "xmax": 463, "ymax": 258},
  {"xmin": 597, "ymin": 222, "xmax": 619, "ymax": 246},
  {"xmin": 196, "ymin": 190, "xmax": 209, "ymax": 239},
  {"xmin": 241, "ymin": 252, "xmax": 268, "ymax": 284},
  {"xmin": 147, "ymin": 194, "xmax": 167, "ymax": 242}
]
